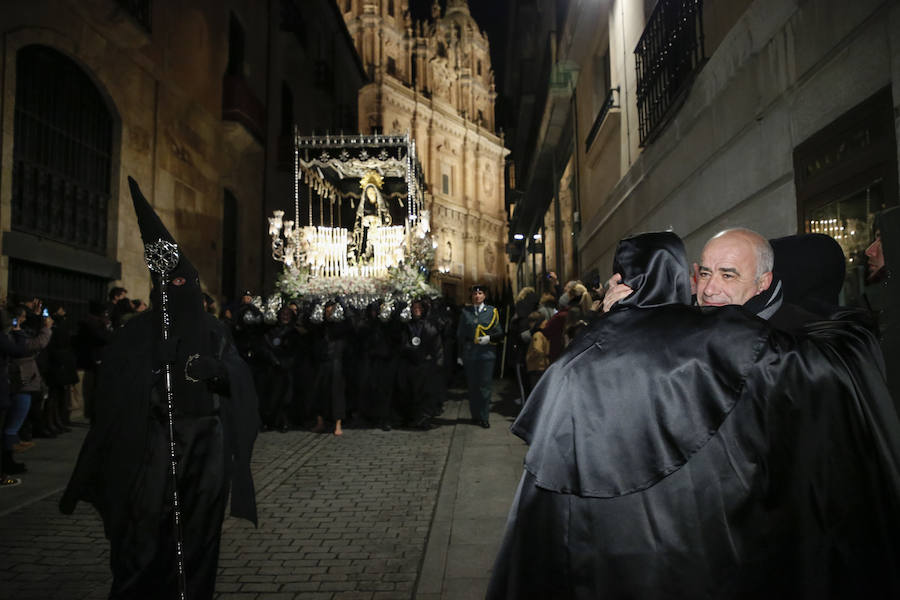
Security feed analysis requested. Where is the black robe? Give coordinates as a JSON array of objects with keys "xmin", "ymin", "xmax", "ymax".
[
  {"xmin": 60, "ymin": 312, "xmax": 259, "ymax": 599},
  {"xmin": 488, "ymin": 233, "xmax": 900, "ymax": 599}
]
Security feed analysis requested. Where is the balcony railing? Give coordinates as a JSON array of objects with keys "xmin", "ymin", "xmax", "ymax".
[
  {"xmin": 117, "ymin": 0, "xmax": 152, "ymax": 32},
  {"xmin": 585, "ymin": 87, "xmax": 620, "ymax": 152},
  {"xmin": 634, "ymin": 0, "xmax": 705, "ymax": 146}
]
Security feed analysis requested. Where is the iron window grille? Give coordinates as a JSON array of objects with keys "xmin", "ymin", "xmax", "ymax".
[
  {"xmin": 12, "ymin": 45, "xmax": 113, "ymax": 255},
  {"xmin": 8, "ymin": 258, "xmax": 108, "ymax": 327},
  {"xmin": 634, "ymin": 0, "xmax": 705, "ymax": 146}
]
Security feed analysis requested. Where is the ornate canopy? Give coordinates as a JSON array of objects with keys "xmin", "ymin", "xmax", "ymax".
[{"xmin": 268, "ymin": 130, "xmax": 437, "ymax": 306}]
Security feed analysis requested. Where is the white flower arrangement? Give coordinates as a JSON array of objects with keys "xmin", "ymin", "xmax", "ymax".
[{"xmin": 274, "ymin": 228, "xmax": 439, "ymax": 308}]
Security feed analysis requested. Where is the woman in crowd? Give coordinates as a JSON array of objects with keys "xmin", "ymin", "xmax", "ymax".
[
  {"xmin": 0, "ymin": 304, "xmax": 27, "ymax": 486},
  {"xmin": 525, "ymin": 311, "xmax": 550, "ymax": 395}
]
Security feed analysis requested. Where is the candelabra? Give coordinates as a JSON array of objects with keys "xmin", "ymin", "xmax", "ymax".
[{"xmin": 269, "ymin": 210, "xmax": 303, "ymax": 269}]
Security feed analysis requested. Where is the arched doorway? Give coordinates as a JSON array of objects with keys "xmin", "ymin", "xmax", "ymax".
[{"xmin": 7, "ymin": 45, "xmax": 115, "ymax": 318}]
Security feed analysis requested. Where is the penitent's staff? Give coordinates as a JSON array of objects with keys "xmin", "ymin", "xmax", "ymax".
[{"xmin": 144, "ymin": 238, "xmax": 189, "ymax": 600}]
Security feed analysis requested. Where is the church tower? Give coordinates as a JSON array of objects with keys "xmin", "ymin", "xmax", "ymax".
[{"xmin": 338, "ymin": 0, "xmax": 508, "ymax": 301}]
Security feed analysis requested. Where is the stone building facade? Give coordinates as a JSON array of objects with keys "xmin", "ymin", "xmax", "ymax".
[
  {"xmin": 338, "ymin": 0, "xmax": 509, "ymax": 302},
  {"xmin": 577, "ymin": 0, "xmax": 900, "ymax": 307},
  {"xmin": 0, "ymin": 0, "xmax": 364, "ymax": 318},
  {"xmin": 504, "ymin": 0, "xmax": 900, "ymax": 306}
]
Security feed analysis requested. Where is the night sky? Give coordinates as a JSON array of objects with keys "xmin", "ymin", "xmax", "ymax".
[{"xmin": 407, "ymin": 0, "xmax": 510, "ymax": 93}]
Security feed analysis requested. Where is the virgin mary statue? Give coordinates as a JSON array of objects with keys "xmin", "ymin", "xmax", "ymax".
[{"xmin": 353, "ymin": 171, "xmax": 392, "ymax": 261}]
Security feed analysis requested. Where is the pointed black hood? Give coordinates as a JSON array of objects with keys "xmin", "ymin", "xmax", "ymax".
[
  {"xmin": 127, "ymin": 177, "xmax": 211, "ymax": 400},
  {"xmin": 128, "ymin": 176, "xmax": 202, "ymax": 290},
  {"xmin": 129, "ymin": 176, "xmax": 175, "ymax": 246},
  {"xmin": 128, "ymin": 176, "xmax": 205, "ymax": 307}
]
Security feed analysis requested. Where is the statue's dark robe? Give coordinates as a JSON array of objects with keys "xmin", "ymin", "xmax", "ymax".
[
  {"xmin": 61, "ymin": 312, "xmax": 259, "ymax": 600},
  {"xmin": 488, "ymin": 234, "xmax": 900, "ymax": 599}
]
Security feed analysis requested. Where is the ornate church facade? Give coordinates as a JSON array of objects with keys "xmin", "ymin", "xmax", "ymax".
[{"xmin": 338, "ymin": 0, "xmax": 509, "ymax": 301}]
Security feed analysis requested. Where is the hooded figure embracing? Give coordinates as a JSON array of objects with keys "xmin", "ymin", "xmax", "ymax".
[{"xmin": 488, "ymin": 231, "xmax": 900, "ymax": 599}]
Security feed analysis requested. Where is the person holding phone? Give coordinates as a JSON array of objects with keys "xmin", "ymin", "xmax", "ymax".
[
  {"xmin": 4, "ymin": 305, "xmax": 52, "ymax": 473},
  {"xmin": 14, "ymin": 299, "xmax": 59, "ymax": 439},
  {"xmin": 1, "ymin": 306, "xmax": 29, "ymax": 485}
]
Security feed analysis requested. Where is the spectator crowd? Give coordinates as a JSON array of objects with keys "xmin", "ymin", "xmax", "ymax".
[
  {"xmin": 3, "ymin": 209, "xmax": 895, "ymax": 503},
  {"xmin": 0, "ymin": 265, "xmax": 602, "ymax": 488},
  {"xmin": 0, "ymin": 287, "xmax": 142, "ymax": 486}
]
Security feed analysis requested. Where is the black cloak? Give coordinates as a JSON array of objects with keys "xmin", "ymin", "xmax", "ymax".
[
  {"xmin": 60, "ymin": 178, "xmax": 259, "ymax": 600},
  {"xmin": 488, "ymin": 232, "xmax": 900, "ymax": 599}
]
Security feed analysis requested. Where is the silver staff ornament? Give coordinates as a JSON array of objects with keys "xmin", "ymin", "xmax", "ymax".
[{"xmin": 144, "ymin": 238, "xmax": 189, "ymax": 600}]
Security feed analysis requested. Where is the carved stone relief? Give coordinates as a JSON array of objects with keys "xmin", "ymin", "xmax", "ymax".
[{"xmin": 483, "ymin": 243, "xmax": 495, "ymax": 273}]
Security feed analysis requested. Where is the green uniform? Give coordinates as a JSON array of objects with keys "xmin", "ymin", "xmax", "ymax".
[{"xmin": 457, "ymin": 303, "xmax": 504, "ymax": 423}]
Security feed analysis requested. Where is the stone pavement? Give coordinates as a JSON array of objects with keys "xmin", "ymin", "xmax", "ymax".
[{"xmin": 0, "ymin": 381, "xmax": 528, "ymax": 599}]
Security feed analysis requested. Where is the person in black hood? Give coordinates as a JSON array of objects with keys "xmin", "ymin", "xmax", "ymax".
[
  {"xmin": 770, "ymin": 233, "xmax": 845, "ymax": 317},
  {"xmin": 397, "ymin": 299, "xmax": 443, "ymax": 429},
  {"xmin": 488, "ymin": 231, "xmax": 900, "ymax": 599},
  {"xmin": 231, "ymin": 293, "xmax": 267, "ymax": 411},
  {"xmin": 45, "ymin": 304, "xmax": 79, "ymax": 431},
  {"xmin": 74, "ymin": 300, "xmax": 113, "ymax": 423},
  {"xmin": 260, "ymin": 306, "xmax": 300, "ymax": 432},
  {"xmin": 864, "ymin": 206, "xmax": 899, "ymax": 406},
  {"xmin": 356, "ymin": 301, "xmax": 401, "ymax": 430},
  {"xmin": 60, "ymin": 177, "xmax": 259, "ymax": 600},
  {"xmin": 311, "ymin": 300, "xmax": 352, "ymax": 436}
]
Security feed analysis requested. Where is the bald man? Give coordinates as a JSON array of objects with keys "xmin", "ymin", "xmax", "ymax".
[{"xmin": 695, "ymin": 228, "xmax": 774, "ymax": 307}]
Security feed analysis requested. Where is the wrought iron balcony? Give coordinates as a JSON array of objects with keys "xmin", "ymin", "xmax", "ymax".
[
  {"xmin": 585, "ymin": 87, "xmax": 620, "ymax": 152},
  {"xmin": 634, "ymin": 0, "xmax": 705, "ymax": 146}
]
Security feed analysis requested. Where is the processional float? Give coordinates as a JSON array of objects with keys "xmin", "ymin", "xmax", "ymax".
[{"xmin": 267, "ymin": 130, "xmax": 438, "ymax": 311}]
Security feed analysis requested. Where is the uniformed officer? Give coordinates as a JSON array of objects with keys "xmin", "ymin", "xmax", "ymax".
[{"xmin": 456, "ymin": 284, "xmax": 504, "ymax": 428}]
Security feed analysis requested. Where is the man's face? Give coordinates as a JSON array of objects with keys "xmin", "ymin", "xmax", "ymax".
[
  {"xmin": 241, "ymin": 294, "xmax": 252, "ymax": 305},
  {"xmin": 472, "ymin": 290, "xmax": 485, "ymax": 305},
  {"xmin": 696, "ymin": 234, "xmax": 771, "ymax": 306},
  {"xmin": 865, "ymin": 231, "xmax": 884, "ymax": 278},
  {"xmin": 412, "ymin": 303, "xmax": 423, "ymax": 318}
]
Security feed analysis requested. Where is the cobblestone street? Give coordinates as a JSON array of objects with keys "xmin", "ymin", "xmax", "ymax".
[{"xmin": 0, "ymin": 385, "xmax": 527, "ymax": 599}]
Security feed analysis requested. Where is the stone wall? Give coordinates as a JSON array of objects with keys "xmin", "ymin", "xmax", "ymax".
[
  {"xmin": 0, "ymin": 0, "xmax": 267, "ymax": 305},
  {"xmin": 0, "ymin": 0, "xmax": 364, "ymax": 308},
  {"xmin": 579, "ymin": 0, "xmax": 900, "ymax": 274}
]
